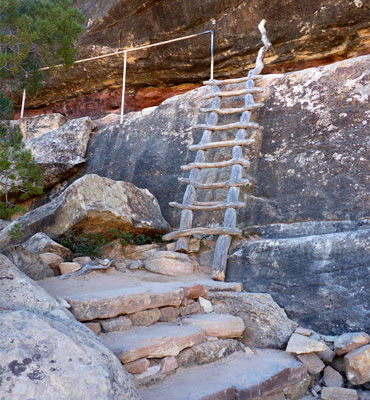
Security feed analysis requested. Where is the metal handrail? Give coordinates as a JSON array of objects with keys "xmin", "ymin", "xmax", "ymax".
[{"xmin": 20, "ymin": 30, "xmax": 214, "ymax": 124}]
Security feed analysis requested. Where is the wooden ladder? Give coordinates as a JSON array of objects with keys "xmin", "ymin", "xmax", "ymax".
[{"xmin": 163, "ymin": 20, "xmax": 271, "ymax": 281}]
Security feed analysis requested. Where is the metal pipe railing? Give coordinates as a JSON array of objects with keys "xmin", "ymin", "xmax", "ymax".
[{"xmin": 20, "ymin": 30, "xmax": 214, "ymax": 123}]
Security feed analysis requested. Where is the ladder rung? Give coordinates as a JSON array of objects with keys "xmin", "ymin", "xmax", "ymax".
[
  {"xmin": 202, "ymin": 88, "xmax": 263, "ymax": 100},
  {"xmin": 200, "ymin": 104, "xmax": 263, "ymax": 114},
  {"xmin": 181, "ymin": 158, "xmax": 250, "ymax": 171},
  {"xmin": 203, "ymin": 76, "xmax": 262, "ymax": 85},
  {"xmin": 163, "ymin": 227, "xmax": 242, "ymax": 241},
  {"xmin": 178, "ymin": 178, "xmax": 251, "ymax": 189},
  {"xmin": 169, "ymin": 201, "xmax": 246, "ymax": 211},
  {"xmin": 193, "ymin": 122, "xmax": 259, "ymax": 131},
  {"xmin": 189, "ymin": 139, "xmax": 254, "ymax": 151}
]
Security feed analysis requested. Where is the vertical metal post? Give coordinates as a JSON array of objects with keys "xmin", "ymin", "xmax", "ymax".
[
  {"xmin": 20, "ymin": 87, "xmax": 26, "ymax": 119},
  {"xmin": 120, "ymin": 51, "xmax": 127, "ymax": 125},
  {"xmin": 210, "ymin": 31, "xmax": 214, "ymax": 80}
]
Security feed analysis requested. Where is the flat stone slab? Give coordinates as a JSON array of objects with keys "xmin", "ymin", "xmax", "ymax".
[
  {"xmin": 39, "ymin": 270, "xmax": 215, "ymax": 321},
  {"xmin": 286, "ymin": 333, "xmax": 326, "ymax": 354},
  {"xmin": 101, "ymin": 322, "xmax": 205, "ymax": 363},
  {"xmin": 183, "ymin": 313, "xmax": 245, "ymax": 338},
  {"xmin": 138, "ymin": 349, "xmax": 308, "ymax": 400}
]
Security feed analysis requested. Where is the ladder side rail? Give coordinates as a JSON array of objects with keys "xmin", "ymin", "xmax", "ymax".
[
  {"xmin": 212, "ymin": 76, "xmax": 256, "ymax": 281},
  {"xmin": 175, "ymin": 85, "xmax": 221, "ymax": 252},
  {"xmin": 212, "ymin": 19, "xmax": 271, "ymax": 281}
]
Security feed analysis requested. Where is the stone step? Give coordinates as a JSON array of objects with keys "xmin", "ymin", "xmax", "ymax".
[
  {"xmin": 137, "ymin": 349, "xmax": 309, "ymax": 400},
  {"xmin": 39, "ymin": 270, "xmax": 242, "ymax": 322},
  {"xmin": 100, "ymin": 322, "xmax": 206, "ymax": 364},
  {"xmin": 182, "ymin": 313, "xmax": 245, "ymax": 339}
]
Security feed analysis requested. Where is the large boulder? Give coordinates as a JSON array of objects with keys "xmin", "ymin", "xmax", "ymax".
[
  {"xmin": 207, "ymin": 291, "xmax": 297, "ymax": 349},
  {"xmin": 20, "ymin": 0, "xmax": 370, "ymax": 115},
  {"xmin": 227, "ymin": 228, "xmax": 370, "ymax": 334},
  {"xmin": 79, "ymin": 55, "xmax": 370, "ymax": 227},
  {"xmin": 0, "ymin": 254, "xmax": 140, "ymax": 400},
  {"xmin": 25, "ymin": 116, "xmax": 96, "ymax": 187},
  {"xmin": 0, "ymin": 174, "xmax": 170, "ymax": 250}
]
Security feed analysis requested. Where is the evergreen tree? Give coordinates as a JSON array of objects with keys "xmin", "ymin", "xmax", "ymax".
[
  {"xmin": 0, "ymin": 122, "xmax": 43, "ymax": 219},
  {"xmin": 0, "ymin": 0, "xmax": 85, "ymax": 219},
  {"xmin": 0, "ymin": 0, "xmax": 85, "ymax": 95}
]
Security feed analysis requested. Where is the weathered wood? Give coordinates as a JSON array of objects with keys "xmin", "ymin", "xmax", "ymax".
[
  {"xmin": 212, "ymin": 19, "xmax": 270, "ymax": 281},
  {"xmin": 59, "ymin": 260, "xmax": 112, "ymax": 280},
  {"xmin": 193, "ymin": 122, "xmax": 259, "ymax": 131},
  {"xmin": 189, "ymin": 139, "xmax": 254, "ymax": 151},
  {"xmin": 203, "ymin": 75, "xmax": 262, "ymax": 85},
  {"xmin": 181, "ymin": 157, "xmax": 250, "ymax": 171},
  {"xmin": 169, "ymin": 201, "xmax": 246, "ymax": 211},
  {"xmin": 202, "ymin": 87, "xmax": 263, "ymax": 100},
  {"xmin": 163, "ymin": 227, "xmax": 242, "ymax": 241},
  {"xmin": 175, "ymin": 85, "xmax": 221, "ymax": 252},
  {"xmin": 178, "ymin": 177, "xmax": 251, "ymax": 189},
  {"xmin": 200, "ymin": 104, "xmax": 263, "ymax": 114}
]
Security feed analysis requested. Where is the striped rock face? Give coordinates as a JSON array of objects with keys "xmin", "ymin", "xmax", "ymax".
[{"xmin": 18, "ymin": 0, "xmax": 370, "ymax": 116}]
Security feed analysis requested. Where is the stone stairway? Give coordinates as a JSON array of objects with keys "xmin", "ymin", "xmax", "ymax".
[{"xmin": 39, "ymin": 268, "xmax": 310, "ymax": 399}]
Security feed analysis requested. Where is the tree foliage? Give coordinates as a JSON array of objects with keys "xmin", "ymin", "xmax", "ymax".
[
  {"xmin": 0, "ymin": 0, "xmax": 85, "ymax": 94},
  {"xmin": 0, "ymin": 0, "xmax": 85, "ymax": 220},
  {"xmin": 0, "ymin": 123, "xmax": 43, "ymax": 219}
]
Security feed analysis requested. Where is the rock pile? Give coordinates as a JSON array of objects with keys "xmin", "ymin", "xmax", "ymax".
[{"xmin": 286, "ymin": 328, "xmax": 370, "ymax": 399}]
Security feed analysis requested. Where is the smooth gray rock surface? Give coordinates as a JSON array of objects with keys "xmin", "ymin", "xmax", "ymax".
[
  {"xmin": 0, "ymin": 254, "xmax": 140, "ymax": 400},
  {"xmin": 80, "ymin": 55, "xmax": 370, "ymax": 228},
  {"xmin": 227, "ymin": 229, "xmax": 370, "ymax": 334}
]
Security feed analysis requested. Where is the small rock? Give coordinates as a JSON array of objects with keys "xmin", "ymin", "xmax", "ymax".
[
  {"xmin": 165, "ymin": 242, "xmax": 176, "ymax": 251},
  {"xmin": 344, "ymin": 344, "xmax": 370, "ymax": 385},
  {"xmin": 133, "ymin": 365, "xmax": 161, "ymax": 380},
  {"xmin": 129, "ymin": 308, "xmax": 161, "ymax": 326},
  {"xmin": 199, "ymin": 297, "xmax": 213, "ymax": 313},
  {"xmin": 330, "ymin": 356, "xmax": 346, "ymax": 374},
  {"xmin": 161, "ymin": 356, "xmax": 178, "ymax": 374},
  {"xmin": 286, "ymin": 333, "xmax": 326, "ymax": 354},
  {"xmin": 59, "ymin": 262, "xmax": 82, "ymax": 275},
  {"xmin": 22, "ymin": 232, "xmax": 72, "ymax": 258},
  {"xmin": 317, "ymin": 343, "xmax": 336, "ymax": 363},
  {"xmin": 181, "ymin": 297, "xmax": 195, "ymax": 306},
  {"xmin": 334, "ymin": 332, "xmax": 370, "ymax": 356},
  {"xmin": 182, "ymin": 284, "xmax": 206, "ymax": 299},
  {"xmin": 159, "ymin": 306, "xmax": 180, "ymax": 322},
  {"xmin": 144, "ymin": 251, "xmax": 194, "ymax": 276},
  {"xmin": 188, "ymin": 238, "xmax": 201, "ymax": 253},
  {"xmin": 123, "ymin": 244, "xmax": 161, "ymax": 260},
  {"xmin": 73, "ymin": 256, "xmax": 92, "ymax": 266},
  {"xmin": 127, "ymin": 260, "xmax": 144, "ymax": 270},
  {"xmin": 358, "ymin": 390, "xmax": 370, "ymax": 400},
  {"xmin": 101, "ymin": 316, "xmax": 132, "ymax": 333},
  {"xmin": 183, "ymin": 314, "xmax": 245, "ymax": 338},
  {"xmin": 176, "ymin": 339, "xmax": 245, "ymax": 368},
  {"xmin": 206, "ymin": 336, "xmax": 218, "ymax": 342},
  {"xmin": 84, "ymin": 322, "xmax": 102, "ymax": 335},
  {"xmin": 295, "ymin": 327, "xmax": 313, "ymax": 336},
  {"xmin": 39, "ymin": 252, "xmax": 63, "ymax": 269},
  {"xmin": 321, "ymin": 387, "xmax": 358, "ymax": 400},
  {"xmin": 179, "ymin": 302, "xmax": 201, "ymax": 316},
  {"xmin": 124, "ymin": 358, "xmax": 150, "ymax": 374},
  {"xmin": 282, "ymin": 376, "xmax": 312, "ymax": 400},
  {"xmin": 323, "ymin": 365, "xmax": 344, "ymax": 387},
  {"xmin": 296, "ymin": 353, "xmax": 325, "ymax": 374}
]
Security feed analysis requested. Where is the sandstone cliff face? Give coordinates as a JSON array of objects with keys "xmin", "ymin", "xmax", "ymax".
[
  {"xmin": 17, "ymin": 0, "xmax": 370, "ymax": 116},
  {"xmin": 81, "ymin": 55, "xmax": 370, "ymax": 229}
]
